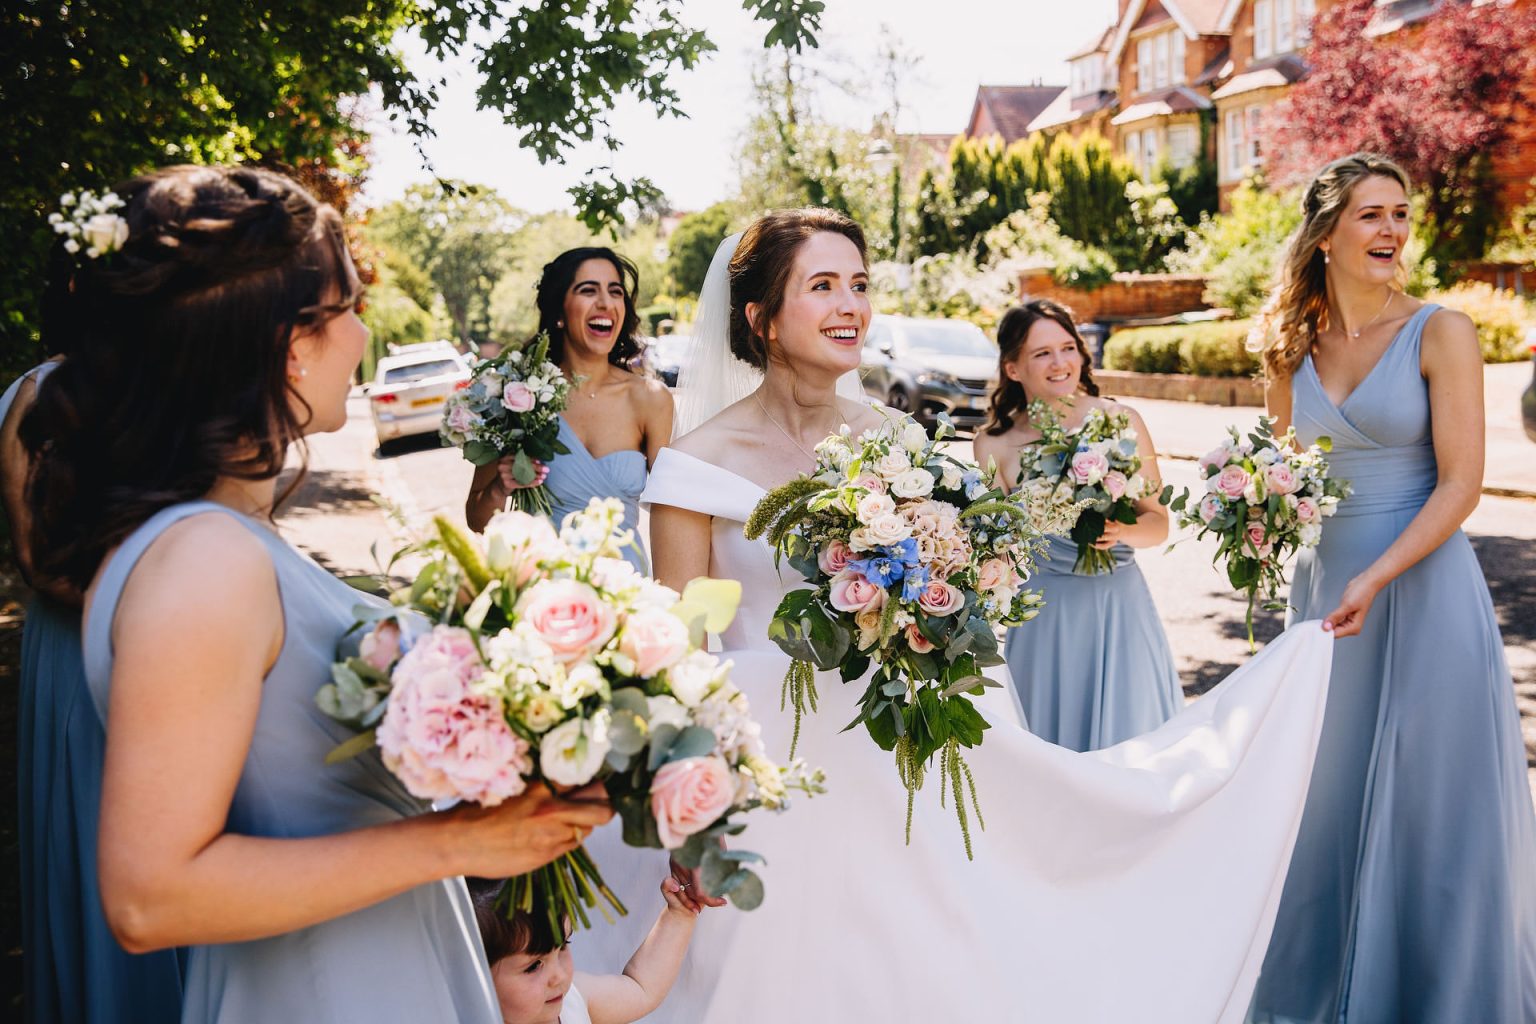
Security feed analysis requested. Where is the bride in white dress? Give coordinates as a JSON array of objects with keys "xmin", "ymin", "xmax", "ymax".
[{"xmin": 575, "ymin": 210, "xmax": 1335, "ymax": 1023}]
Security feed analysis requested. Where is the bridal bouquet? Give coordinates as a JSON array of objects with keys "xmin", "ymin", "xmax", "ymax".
[
  {"xmin": 1168, "ymin": 419, "xmax": 1350, "ymax": 648},
  {"xmin": 1016, "ymin": 399, "xmax": 1154, "ymax": 574},
  {"xmin": 440, "ymin": 332, "xmax": 571, "ymax": 516},
  {"xmin": 746, "ymin": 416, "xmax": 1045, "ymax": 857},
  {"xmin": 316, "ymin": 499, "xmax": 822, "ymax": 935}
]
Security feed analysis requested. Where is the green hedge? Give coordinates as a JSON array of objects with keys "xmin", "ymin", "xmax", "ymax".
[
  {"xmin": 1426, "ymin": 283, "xmax": 1534, "ymax": 363},
  {"xmin": 1102, "ymin": 320, "xmax": 1259, "ymax": 378}
]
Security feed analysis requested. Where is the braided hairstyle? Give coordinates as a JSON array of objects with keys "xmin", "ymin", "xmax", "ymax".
[
  {"xmin": 23, "ymin": 164, "xmax": 359, "ymax": 588},
  {"xmin": 983, "ymin": 300, "xmax": 1099, "ymax": 436}
]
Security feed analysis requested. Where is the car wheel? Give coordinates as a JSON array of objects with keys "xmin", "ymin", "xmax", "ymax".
[{"xmin": 886, "ymin": 387, "xmax": 912, "ymax": 413}]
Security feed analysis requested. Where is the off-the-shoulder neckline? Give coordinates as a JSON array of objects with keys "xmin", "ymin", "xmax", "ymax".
[{"xmin": 654, "ymin": 447, "xmax": 769, "ymax": 496}]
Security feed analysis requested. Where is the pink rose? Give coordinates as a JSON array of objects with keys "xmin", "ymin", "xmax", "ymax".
[
  {"xmin": 376, "ymin": 626, "xmax": 532, "ymax": 805},
  {"xmin": 651, "ymin": 755, "xmax": 736, "ymax": 849},
  {"xmin": 1263, "ymin": 462, "xmax": 1299, "ymax": 496},
  {"xmin": 1103, "ymin": 470, "xmax": 1128, "ymax": 502},
  {"xmin": 1216, "ymin": 465, "xmax": 1250, "ymax": 500},
  {"xmin": 1295, "ymin": 497, "xmax": 1320, "ymax": 524},
  {"xmin": 829, "ymin": 571, "xmax": 885, "ymax": 613},
  {"xmin": 854, "ymin": 473, "xmax": 885, "ymax": 494},
  {"xmin": 1068, "ymin": 450, "xmax": 1109, "ymax": 486},
  {"xmin": 445, "ymin": 403, "xmax": 477, "ymax": 433},
  {"xmin": 1244, "ymin": 523, "xmax": 1272, "ymax": 558},
  {"xmin": 1199, "ymin": 445, "xmax": 1232, "ymax": 472},
  {"xmin": 619, "ymin": 608, "xmax": 690, "ymax": 677},
  {"xmin": 905, "ymin": 623, "xmax": 935, "ymax": 654},
  {"xmin": 917, "ymin": 580, "xmax": 964, "ymax": 617},
  {"xmin": 501, "ymin": 381, "xmax": 536, "ymax": 413},
  {"xmin": 359, "ymin": 619, "xmax": 402, "ymax": 673},
  {"xmin": 976, "ymin": 558, "xmax": 1011, "ymax": 594},
  {"xmin": 517, "ymin": 579, "xmax": 618, "ymax": 663},
  {"xmin": 817, "ymin": 539, "xmax": 853, "ymax": 575},
  {"xmin": 1198, "ymin": 493, "xmax": 1225, "ymax": 525}
]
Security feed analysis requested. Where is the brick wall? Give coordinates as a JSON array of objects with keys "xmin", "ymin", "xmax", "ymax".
[{"xmin": 1018, "ymin": 269, "xmax": 1211, "ymax": 321}]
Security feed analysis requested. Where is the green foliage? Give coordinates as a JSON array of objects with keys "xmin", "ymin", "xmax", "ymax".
[
  {"xmin": 1166, "ymin": 180, "xmax": 1302, "ymax": 316},
  {"xmin": 1103, "ymin": 320, "xmax": 1259, "ymax": 377},
  {"xmin": 1485, "ymin": 180, "xmax": 1536, "ymax": 265},
  {"xmin": 980, "ymin": 195, "xmax": 1116, "ymax": 291},
  {"xmin": 1426, "ymin": 282, "xmax": 1535, "ymax": 363},
  {"xmin": 359, "ymin": 263, "xmax": 443, "ymax": 380},
  {"xmin": 1043, "ymin": 133, "xmax": 1142, "ymax": 262},
  {"xmin": 666, "ymin": 202, "xmax": 742, "ymax": 297}
]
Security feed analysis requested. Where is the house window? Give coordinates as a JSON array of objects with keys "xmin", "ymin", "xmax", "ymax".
[
  {"xmin": 1171, "ymin": 31, "xmax": 1186, "ymax": 85},
  {"xmin": 1276, "ymin": 0, "xmax": 1295, "ymax": 51},
  {"xmin": 1225, "ymin": 109, "xmax": 1245, "ymax": 177},
  {"xmin": 1246, "ymin": 105, "xmax": 1264, "ymax": 166},
  {"xmin": 1143, "ymin": 131, "xmax": 1160, "ymax": 173},
  {"xmin": 1298, "ymin": 0, "xmax": 1316, "ymax": 45},
  {"xmin": 1154, "ymin": 33, "xmax": 1169, "ymax": 88},
  {"xmin": 1168, "ymin": 124, "xmax": 1198, "ymax": 170},
  {"xmin": 1137, "ymin": 37, "xmax": 1153, "ymax": 93},
  {"xmin": 1125, "ymin": 130, "xmax": 1142, "ymax": 173},
  {"xmin": 1254, "ymin": 0, "xmax": 1273, "ymax": 58}
]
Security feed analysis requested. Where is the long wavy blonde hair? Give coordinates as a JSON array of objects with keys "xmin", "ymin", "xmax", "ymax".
[{"xmin": 1250, "ymin": 152, "xmax": 1412, "ymax": 380}]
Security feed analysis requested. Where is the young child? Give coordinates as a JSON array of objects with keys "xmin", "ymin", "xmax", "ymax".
[{"xmin": 470, "ymin": 876, "xmax": 702, "ymax": 1024}]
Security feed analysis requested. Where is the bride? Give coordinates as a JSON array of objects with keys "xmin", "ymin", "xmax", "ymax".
[{"xmin": 578, "ymin": 209, "xmax": 1335, "ymax": 1022}]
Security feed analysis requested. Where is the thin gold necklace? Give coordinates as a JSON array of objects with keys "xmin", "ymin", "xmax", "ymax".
[
  {"xmin": 1342, "ymin": 289, "xmax": 1395, "ymax": 340},
  {"xmin": 753, "ymin": 393, "xmax": 835, "ymax": 462}
]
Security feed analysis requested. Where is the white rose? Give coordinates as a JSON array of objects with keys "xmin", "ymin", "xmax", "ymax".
[
  {"xmin": 646, "ymin": 695, "xmax": 691, "ymax": 732},
  {"xmin": 862, "ymin": 512, "xmax": 912, "ymax": 546},
  {"xmin": 941, "ymin": 464, "xmax": 964, "ymax": 492},
  {"xmin": 520, "ymin": 691, "xmax": 565, "ymax": 734},
  {"xmin": 666, "ymin": 650, "xmax": 725, "ymax": 707},
  {"xmin": 1125, "ymin": 474, "xmax": 1149, "ymax": 500},
  {"xmin": 1298, "ymin": 522, "xmax": 1322, "ymax": 547},
  {"xmin": 539, "ymin": 712, "xmax": 612, "ymax": 786},
  {"xmin": 901, "ymin": 421, "xmax": 929, "ymax": 454},
  {"xmin": 890, "ymin": 467, "xmax": 934, "ymax": 499},
  {"xmin": 873, "ymin": 450, "xmax": 911, "ymax": 479},
  {"xmin": 855, "ymin": 492, "xmax": 896, "ymax": 524},
  {"xmin": 1253, "ymin": 447, "xmax": 1280, "ymax": 466},
  {"xmin": 82, "ymin": 212, "xmax": 128, "ymax": 254}
]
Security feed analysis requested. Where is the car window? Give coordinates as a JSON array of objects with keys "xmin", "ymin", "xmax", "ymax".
[
  {"xmin": 896, "ymin": 322, "xmax": 996, "ymax": 359},
  {"xmin": 381, "ymin": 359, "xmax": 463, "ymax": 384}
]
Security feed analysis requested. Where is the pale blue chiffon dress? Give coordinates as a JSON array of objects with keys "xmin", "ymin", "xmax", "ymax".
[
  {"xmin": 83, "ymin": 501, "xmax": 501, "ymax": 1024},
  {"xmin": 1249, "ymin": 305, "xmax": 1536, "ymax": 1023},
  {"xmin": 545, "ymin": 416, "xmax": 649, "ymax": 572},
  {"xmin": 8, "ymin": 361, "xmax": 185, "ymax": 1023},
  {"xmin": 1004, "ymin": 535, "xmax": 1183, "ymax": 751}
]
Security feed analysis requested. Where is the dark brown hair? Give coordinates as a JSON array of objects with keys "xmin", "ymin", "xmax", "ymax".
[
  {"xmin": 728, "ymin": 208, "xmax": 868, "ymax": 370},
  {"xmin": 467, "ymin": 878, "xmax": 563, "ymax": 964},
  {"xmin": 23, "ymin": 164, "xmax": 359, "ymax": 588},
  {"xmin": 984, "ymin": 300, "xmax": 1099, "ymax": 436},
  {"xmin": 534, "ymin": 246, "xmax": 642, "ymax": 368}
]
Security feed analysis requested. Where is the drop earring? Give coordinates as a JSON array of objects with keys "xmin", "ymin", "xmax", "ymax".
[
  {"xmin": 1323, "ymin": 251, "xmax": 1330, "ymax": 264},
  {"xmin": 287, "ymin": 367, "xmax": 307, "ymax": 384}
]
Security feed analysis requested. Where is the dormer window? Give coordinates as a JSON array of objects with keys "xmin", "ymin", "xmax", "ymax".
[
  {"xmin": 1254, "ymin": 0, "xmax": 1317, "ymax": 59},
  {"xmin": 1071, "ymin": 53, "xmax": 1105, "ymax": 97},
  {"xmin": 1136, "ymin": 28, "xmax": 1187, "ymax": 94}
]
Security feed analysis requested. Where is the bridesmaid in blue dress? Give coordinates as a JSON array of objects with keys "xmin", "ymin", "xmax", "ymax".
[
  {"xmin": 974, "ymin": 300, "xmax": 1182, "ymax": 751},
  {"xmin": 4, "ymin": 354, "xmax": 183, "ymax": 1023},
  {"xmin": 1248, "ymin": 153, "xmax": 1536, "ymax": 1023},
  {"xmin": 22, "ymin": 165, "xmax": 612, "ymax": 1023},
  {"xmin": 466, "ymin": 247, "xmax": 672, "ymax": 572}
]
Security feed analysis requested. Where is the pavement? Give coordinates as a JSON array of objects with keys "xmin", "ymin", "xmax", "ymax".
[{"xmin": 1126, "ymin": 362, "xmax": 1536, "ymax": 498}]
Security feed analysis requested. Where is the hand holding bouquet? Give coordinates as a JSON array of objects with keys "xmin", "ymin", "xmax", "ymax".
[
  {"xmin": 441, "ymin": 333, "xmax": 571, "ymax": 516},
  {"xmin": 1017, "ymin": 399, "xmax": 1154, "ymax": 574},
  {"xmin": 746, "ymin": 416, "xmax": 1045, "ymax": 857},
  {"xmin": 316, "ymin": 499, "xmax": 823, "ymax": 935},
  {"xmin": 1168, "ymin": 418, "xmax": 1350, "ymax": 648}
]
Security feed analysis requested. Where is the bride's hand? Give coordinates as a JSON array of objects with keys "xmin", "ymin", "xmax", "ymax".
[
  {"xmin": 496, "ymin": 455, "xmax": 549, "ymax": 492},
  {"xmin": 669, "ymin": 855, "xmax": 729, "ymax": 912}
]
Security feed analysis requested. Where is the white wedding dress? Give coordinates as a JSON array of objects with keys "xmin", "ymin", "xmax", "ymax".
[{"xmin": 573, "ymin": 446, "xmax": 1334, "ymax": 1024}]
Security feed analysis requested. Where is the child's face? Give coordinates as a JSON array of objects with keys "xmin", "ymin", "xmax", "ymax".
[{"xmin": 491, "ymin": 944, "xmax": 574, "ymax": 1024}]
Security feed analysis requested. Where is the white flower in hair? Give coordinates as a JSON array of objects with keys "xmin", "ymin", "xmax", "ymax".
[{"xmin": 52, "ymin": 188, "xmax": 128, "ymax": 259}]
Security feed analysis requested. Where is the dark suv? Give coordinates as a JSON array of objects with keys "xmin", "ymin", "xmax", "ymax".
[{"xmin": 860, "ymin": 315, "xmax": 998, "ymax": 434}]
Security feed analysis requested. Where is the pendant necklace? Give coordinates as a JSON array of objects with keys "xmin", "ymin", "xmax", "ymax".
[
  {"xmin": 1345, "ymin": 289, "xmax": 1395, "ymax": 339},
  {"xmin": 754, "ymin": 393, "xmax": 834, "ymax": 463}
]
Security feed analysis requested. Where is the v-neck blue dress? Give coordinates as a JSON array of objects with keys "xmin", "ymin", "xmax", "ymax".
[
  {"xmin": 1249, "ymin": 305, "xmax": 1536, "ymax": 1023},
  {"xmin": 545, "ymin": 416, "xmax": 649, "ymax": 572}
]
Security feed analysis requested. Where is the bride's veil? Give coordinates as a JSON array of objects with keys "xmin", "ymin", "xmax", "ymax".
[{"xmin": 672, "ymin": 229, "xmax": 866, "ymax": 440}]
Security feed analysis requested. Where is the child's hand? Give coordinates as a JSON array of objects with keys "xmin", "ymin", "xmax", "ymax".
[{"xmin": 660, "ymin": 876, "xmax": 702, "ymax": 916}]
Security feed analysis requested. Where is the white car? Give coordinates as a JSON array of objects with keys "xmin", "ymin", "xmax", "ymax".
[{"xmin": 366, "ymin": 342, "xmax": 471, "ymax": 447}]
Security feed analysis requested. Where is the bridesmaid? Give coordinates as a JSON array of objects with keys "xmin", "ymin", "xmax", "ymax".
[
  {"xmin": 465, "ymin": 247, "xmax": 673, "ymax": 572},
  {"xmin": 22, "ymin": 165, "xmax": 611, "ymax": 1022},
  {"xmin": 3, "ymin": 342, "xmax": 183, "ymax": 1021},
  {"xmin": 1248, "ymin": 153, "xmax": 1536, "ymax": 1022},
  {"xmin": 973, "ymin": 300, "xmax": 1181, "ymax": 751}
]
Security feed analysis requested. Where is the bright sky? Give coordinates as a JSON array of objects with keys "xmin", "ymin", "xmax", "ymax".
[{"xmin": 364, "ymin": 0, "xmax": 1116, "ymax": 214}]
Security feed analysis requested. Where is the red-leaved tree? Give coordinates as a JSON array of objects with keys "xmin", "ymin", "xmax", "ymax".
[{"xmin": 1261, "ymin": 0, "xmax": 1536, "ymax": 263}]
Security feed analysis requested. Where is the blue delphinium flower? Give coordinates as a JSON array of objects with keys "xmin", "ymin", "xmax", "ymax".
[
  {"xmin": 901, "ymin": 565, "xmax": 930, "ymax": 601},
  {"xmin": 849, "ymin": 555, "xmax": 902, "ymax": 589}
]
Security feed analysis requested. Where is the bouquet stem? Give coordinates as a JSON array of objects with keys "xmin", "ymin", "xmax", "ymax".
[
  {"xmin": 1072, "ymin": 542, "xmax": 1116, "ymax": 576},
  {"xmin": 507, "ymin": 484, "xmax": 555, "ymax": 519},
  {"xmin": 498, "ymin": 845, "xmax": 627, "ymax": 937}
]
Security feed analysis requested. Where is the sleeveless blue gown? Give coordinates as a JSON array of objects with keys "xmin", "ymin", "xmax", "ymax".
[
  {"xmin": 83, "ymin": 502, "xmax": 501, "ymax": 1023},
  {"xmin": 7, "ymin": 361, "xmax": 184, "ymax": 1023},
  {"xmin": 1249, "ymin": 306, "xmax": 1536, "ymax": 1023},
  {"xmin": 1004, "ymin": 535, "xmax": 1183, "ymax": 751},
  {"xmin": 545, "ymin": 416, "xmax": 649, "ymax": 573}
]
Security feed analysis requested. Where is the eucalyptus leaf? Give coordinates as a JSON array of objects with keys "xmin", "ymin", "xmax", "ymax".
[{"xmin": 727, "ymin": 869, "xmax": 765, "ymax": 910}]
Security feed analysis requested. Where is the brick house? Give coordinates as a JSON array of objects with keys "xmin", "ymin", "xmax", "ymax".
[
  {"xmin": 1025, "ymin": 26, "xmax": 1119, "ymax": 139},
  {"xmin": 1105, "ymin": 0, "xmax": 1232, "ymax": 178},
  {"xmin": 963, "ymin": 85, "xmax": 1066, "ymax": 145}
]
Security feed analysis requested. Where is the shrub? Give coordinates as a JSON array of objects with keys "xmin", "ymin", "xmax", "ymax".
[
  {"xmin": 1165, "ymin": 181, "xmax": 1299, "ymax": 317},
  {"xmin": 1102, "ymin": 320, "xmax": 1258, "ymax": 377},
  {"xmin": 1427, "ymin": 282, "xmax": 1535, "ymax": 362}
]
